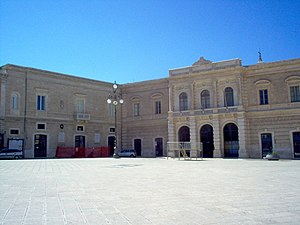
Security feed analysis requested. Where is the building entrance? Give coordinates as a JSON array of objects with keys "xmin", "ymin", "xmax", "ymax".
[
  {"xmin": 134, "ymin": 139, "xmax": 142, "ymax": 156},
  {"xmin": 75, "ymin": 135, "xmax": 85, "ymax": 148},
  {"xmin": 178, "ymin": 126, "xmax": 190, "ymax": 157},
  {"xmin": 34, "ymin": 134, "xmax": 47, "ymax": 158},
  {"xmin": 0, "ymin": 133, "xmax": 3, "ymax": 149},
  {"xmin": 223, "ymin": 123, "xmax": 239, "ymax": 158},
  {"xmin": 200, "ymin": 125, "xmax": 214, "ymax": 158},
  {"xmin": 261, "ymin": 133, "xmax": 273, "ymax": 158},
  {"xmin": 155, "ymin": 138, "xmax": 163, "ymax": 157},
  {"xmin": 293, "ymin": 132, "xmax": 300, "ymax": 158},
  {"xmin": 178, "ymin": 126, "xmax": 190, "ymax": 142},
  {"xmin": 108, "ymin": 136, "xmax": 116, "ymax": 156}
]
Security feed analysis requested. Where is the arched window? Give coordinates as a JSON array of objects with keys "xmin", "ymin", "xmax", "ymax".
[
  {"xmin": 179, "ymin": 92, "xmax": 188, "ymax": 111},
  {"xmin": 201, "ymin": 90, "xmax": 210, "ymax": 109},
  {"xmin": 224, "ymin": 87, "xmax": 234, "ymax": 107},
  {"xmin": 11, "ymin": 93, "xmax": 19, "ymax": 110}
]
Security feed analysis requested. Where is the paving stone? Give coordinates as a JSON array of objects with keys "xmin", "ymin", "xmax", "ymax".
[{"xmin": 0, "ymin": 158, "xmax": 300, "ymax": 224}]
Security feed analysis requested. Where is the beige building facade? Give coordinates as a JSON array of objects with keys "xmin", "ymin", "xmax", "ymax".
[
  {"xmin": 0, "ymin": 65, "xmax": 121, "ymax": 158},
  {"xmin": 1, "ymin": 56, "xmax": 300, "ymax": 159}
]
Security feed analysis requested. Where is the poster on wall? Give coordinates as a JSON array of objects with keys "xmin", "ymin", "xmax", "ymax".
[{"xmin": 8, "ymin": 139, "xmax": 24, "ymax": 150}]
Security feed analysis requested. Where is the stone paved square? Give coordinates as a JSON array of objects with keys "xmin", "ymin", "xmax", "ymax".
[{"xmin": 0, "ymin": 158, "xmax": 300, "ymax": 225}]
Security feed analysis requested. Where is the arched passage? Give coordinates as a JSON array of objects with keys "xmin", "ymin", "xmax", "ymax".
[
  {"xmin": 200, "ymin": 124, "xmax": 214, "ymax": 158},
  {"xmin": 178, "ymin": 126, "xmax": 190, "ymax": 157},
  {"xmin": 223, "ymin": 123, "xmax": 239, "ymax": 157},
  {"xmin": 178, "ymin": 126, "xmax": 190, "ymax": 142}
]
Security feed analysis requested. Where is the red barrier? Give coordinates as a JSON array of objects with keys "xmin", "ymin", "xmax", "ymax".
[
  {"xmin": 100, "ymin": 147, "xmax": 110, "ymax": 157},
  {"xmin": 56, "ymin": 147, "xmax": 75, "ymax": 158},
  {"xmin": 56, "ymin": 146, "xmax": 110, "ymax": 158}
]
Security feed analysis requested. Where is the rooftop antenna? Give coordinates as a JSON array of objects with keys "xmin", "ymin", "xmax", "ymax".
[{"xmin": 258, "ymin": 49, "xmax": 263, "ymax": 64}]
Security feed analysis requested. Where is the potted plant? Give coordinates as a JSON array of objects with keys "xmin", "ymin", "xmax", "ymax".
[{"xmin": 265, "ymin": 151, "xmax": 280, "ymax": 161}]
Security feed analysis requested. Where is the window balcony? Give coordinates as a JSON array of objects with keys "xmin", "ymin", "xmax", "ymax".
[
  {"xmin": 76, "ymin": 113, "xmax": 90, "ymax": 121},
  {"xmin": 217, "ymin": 106, "xmax": 238, "ymax": 113}
]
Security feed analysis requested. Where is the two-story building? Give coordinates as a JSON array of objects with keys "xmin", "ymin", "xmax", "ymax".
[
  {"xmin": 0, "ymin": 65, "xmax": 120, "ymax": 158},
  {"xmin": 166, "ymin": 57, "xmax": 300, "ymax": 159},
  {"xmin": 1, "ymin": 56, "xmax": 300, "ymax": 159}
]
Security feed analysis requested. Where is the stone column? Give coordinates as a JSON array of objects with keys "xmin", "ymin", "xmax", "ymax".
[
  {"xmin": 212, "ymin": 115, "xmax": 222, "ymax": 157},
  {"xmin": 237, "ymin": 113, "xmax": 247, "ymax": 158}
]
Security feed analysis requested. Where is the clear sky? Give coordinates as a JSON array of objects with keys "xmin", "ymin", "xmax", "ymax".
[{"xmin": 1, "ymin": 0, "xmax": 299, "ymax": 84}]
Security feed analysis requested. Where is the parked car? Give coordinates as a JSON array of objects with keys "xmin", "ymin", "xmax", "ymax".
[
  {"xmin": 117, "ymin": 149, "xmax": 136, "ymax": 157},
  {"xmin": 0, "ymin": 148, "xmax": 23, "ymax": 159}
]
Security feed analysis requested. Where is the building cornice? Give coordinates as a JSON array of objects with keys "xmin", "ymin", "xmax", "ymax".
[
  {"xmin": 244, "ymin": 58, "xmax": 300, "ymax": 77},
  {"xmin": 1, "ymin": 64, "xmax": 113, "ymax": 87}
]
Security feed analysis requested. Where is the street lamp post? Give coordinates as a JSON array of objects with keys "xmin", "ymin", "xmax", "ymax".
[{"xmin": 107, "ymin": 81, "xmax": 124, "ymax": 158}]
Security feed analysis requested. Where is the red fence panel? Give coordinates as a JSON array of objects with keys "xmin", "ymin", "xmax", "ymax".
[
  {"xmin": 100, "ymin": 147, "xmax": 110, "ymax": 157},
  {"xmin": 56, "ymin": 147, "xmax": 75, "ymax": 158},
  {"xmin": 56, "ymin": 146, "xmax": 110, "ymax": 158}
]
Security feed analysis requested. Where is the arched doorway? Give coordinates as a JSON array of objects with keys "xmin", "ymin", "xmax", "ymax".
[
  {"xmin": 178, "ymin": 126, "xmax": 190, "ymax": 157},
  {"xmin": 223, "ymin": 123, "xmax": 239, "ymax": 157},
  {"xmin": 200, "ymin": 124, "xmax": 214, "ymax": 158},
  {"xmin": 178, "ymin": 126, "xmax": 190, "ymax": 142}
]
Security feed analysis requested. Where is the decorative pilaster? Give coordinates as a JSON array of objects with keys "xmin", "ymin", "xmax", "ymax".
[
  {"xmin": 167, "ymin": 117, "xmax": 175, "ymax": 157},
  {"xmin": 212, "ymin": 115, "xmax": 221, "ymax": 157},
  {"xmin": 237, "ymin": 113, "xmax": 247, "ymax": 158},
  {"xmin": 168, "ymin": 84, "xmax": 173, "ymax": 112},
  {"xmin": 189, "ymin": 116, "xmax": 197, "ymax": 157},
  {"xmin": 0, "ymin": 69, "xmax": 7, "ymax": 135},
  {"xmin": 168, "ymin": 118, "xmax": 175, "ymax": 143},
  {"xmin": 0, "ymin": 70, "xmax": 7, "ymax": 119}
]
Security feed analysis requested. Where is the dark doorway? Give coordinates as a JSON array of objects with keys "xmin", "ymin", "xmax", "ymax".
[
  {"xmin": 178, "ymin": 126, "xmax": 190, "ymax": 157},
  {"xmin": 75, "ymin": 135, "xmax": 86, "ymax": 148},
  {"xmin": 74, "ymin": 135, "xmax": 86, "ymax": 157},
  {"xmin": 155, "ymin": 138, "xmax": 163, "ymax": 157},
  {"xmin": 178, "ymin": 126, "xmax": 190, "ymax": 142},
  {"xmin": 293, "ymin": 132, "xmax": 300, "ymax": 158},
  {"xmin": 0, "ymin": 133, "xmax": 3, "ymax": 149},
  {"xmin": 200, "ymin": 125, "xmax": 214, "ymax": 158},
  {"xmin": 134, "ymin": 139, "xmax": 142, "ymax": 156},
  {"xmin": 34, "ymin": 134, "xmax": 47, "ymax": 158},
  {"xmin": 261, "ymin": 133, "xmax": 273, "ymax": 158},
  {"xmin": 108, "ymin": 136, "xmax": 116, "ymax": 156},
  {"xmin": 223, "ymin": 123, "xmax": 239, "ymax": 158}
]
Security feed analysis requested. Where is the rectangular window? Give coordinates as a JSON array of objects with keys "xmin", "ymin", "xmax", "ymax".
[
  {"xmin": 37, "ymin": 123, "xmax": 46, "ymax": 130},
  {"xmin": 108, "ymin": 103, "xmax": 114, "ymax": 117},
  {"xmin": 290, "ymin": 86, "xmax": 300, "ymax": 102},
  {"xmin": 259, "ymin": 89, "xmax": 269, "ymax": 105},
  {"xmin": 134, "ymin": 103, "xmax": 140, "ymax": 116},
  {"xmin": 10, "ymin": 129, "xmax": 20, "ymax": 135},
  {"xmin": 37, "ymin": 95, "xmax": 46, "ymax": 111},
  {"xmin": 12, "ymin": 94, "xmax": 19, "ymax": 110},
  {"xmin": 155, "ymin": 101, "xmax": 161, "ymax": 114},
  {"xmin": 76, "ymin": 125, "xmax": 84, "ymax": 132},
  {"xmin": 76, "ymin": 99, "xmax": 85, "ymax": 113}
]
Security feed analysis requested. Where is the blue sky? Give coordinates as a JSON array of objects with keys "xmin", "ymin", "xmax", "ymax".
[{"xmin": 0, "ymin": 0, "xmax": 299, "ymax": 84}]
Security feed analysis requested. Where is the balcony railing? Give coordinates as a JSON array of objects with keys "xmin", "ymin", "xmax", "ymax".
[
  {"xmin": 76, "ymin": 113, "xmax": 90, "ymax": 120},
  {"xmin": 170, "ymin": 106, "xmax": 239, "ymax": 117}
]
